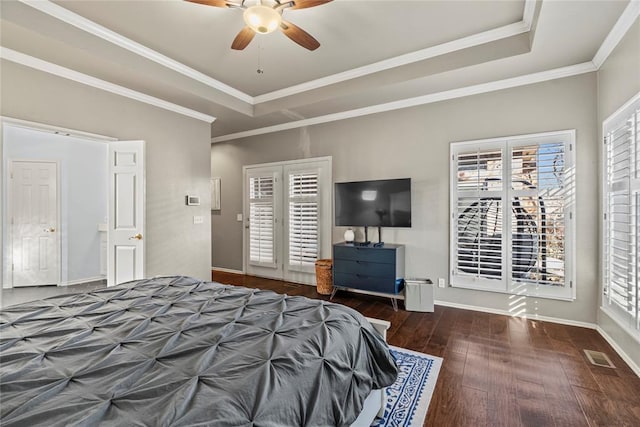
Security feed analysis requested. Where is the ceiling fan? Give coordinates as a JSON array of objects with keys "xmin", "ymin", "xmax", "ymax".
[{"xmin": 185, "ymin": 0, "xmax": 332, "ymax": 51}]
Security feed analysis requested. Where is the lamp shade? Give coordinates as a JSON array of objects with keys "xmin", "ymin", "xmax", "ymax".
[
  {"xmin": 243, "ymin": 5, "xmax": 281, "ymax": 34},
  {"xmin": 344, "ymin": 228, "xmax": 355, "ymax": 243}
]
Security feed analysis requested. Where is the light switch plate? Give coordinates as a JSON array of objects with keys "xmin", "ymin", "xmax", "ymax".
[
  {"xmin": 236, "ymin": 213, "xmax": 243, "ymax": 222},
  {"xmin": 186, "ymin": 195, "xmax": 200, "ymax": 206},
  {"xmin": 193, "ymin": 216, "xmax": 204, "ymax": 224}
]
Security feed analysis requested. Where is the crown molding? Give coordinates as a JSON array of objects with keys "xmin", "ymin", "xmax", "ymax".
[
  {"xmin": 211, "ymin": 62, "xmax": 597, "ymax": 143},
  {"xmin": 20, "ymin": 0, "xmax": 536, "ymax": 106},
  {"xmin": 522, "ymin": 0, "xmax": 537, "ymax": 30},
  {"xmin": 592, "ymin": 0, "xmax": 640, "ymax": 68},
  {"xmin": 1, "ymin": 116, "xmax": 118, "ymax": 141},
  {"xmin": 0, "ymin": 47, "xmax": 217, "ymax": 123},
  {"xmin": 18, "ymin": 0, "xmax": 253, "ymax": 104},
  {"xmin": 252, "ymin": 20, "xmax": 531, "ymax": 104}
]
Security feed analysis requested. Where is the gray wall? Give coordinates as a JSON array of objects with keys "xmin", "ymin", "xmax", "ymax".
[
  {"xmin": 596, "ymin": 20, "xmax": 640, "ymax": 366},
  {"xmin": 1, "ymin": 60, "xmax": 212, "ymax": 283},
  {"xmin": 3, "ymin": 126, "xmax": 108, "ymax": 283},
  {"xmin": 212, "ymin": 72, "xmax": 600, "ymax": 324}
]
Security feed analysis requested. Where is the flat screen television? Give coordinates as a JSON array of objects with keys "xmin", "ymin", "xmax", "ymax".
[{"xmin": 335, "ymin": 178, "xmax": 411, "ymax": 227}]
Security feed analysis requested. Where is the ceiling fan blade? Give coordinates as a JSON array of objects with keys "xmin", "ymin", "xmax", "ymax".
[
  {"xmin": 280, "ymin": 20, "xmax": 320, "ymax": 51},
  {"xmin": 231, "ymin": 26, "xmax": 256, "ymax": 50},
  {"xmin": 184, "ymin": 0, "xmax": 237, "ymax": 8},
  {"xmin": 289, "ymin": 0, "xmax": 333, "ymax": 10}
]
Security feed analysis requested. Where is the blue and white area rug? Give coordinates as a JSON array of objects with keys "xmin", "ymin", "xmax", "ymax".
[{"xmin": 372, "ymin": 346, "xmax": 443, "ymax": 427}]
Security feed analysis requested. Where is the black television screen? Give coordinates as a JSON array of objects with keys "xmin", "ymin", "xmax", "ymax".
[{"xmin": 335, "ymin": 178, "xmax": 411, "ymax": 227}]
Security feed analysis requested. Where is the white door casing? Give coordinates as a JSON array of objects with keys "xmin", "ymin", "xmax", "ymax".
[
  {"xmin": 10, "ymin": 161, "xmax": 59, "ymax": 287},
  {"xmin": 108, "ymin": 141, "xmax": 145, "ymax": 286}
]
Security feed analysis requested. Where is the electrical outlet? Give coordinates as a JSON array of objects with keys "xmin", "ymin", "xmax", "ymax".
[
  {"xmin": 193, "ymin": 216, "xmax": 204, "ymax": 224},
  {"xmin": 438, "ymin": 278, "xmax": 446, "ymax": 288},
  {"xmin": 236, "ymin": 213, "xmax": 243, "ymax": 222}
]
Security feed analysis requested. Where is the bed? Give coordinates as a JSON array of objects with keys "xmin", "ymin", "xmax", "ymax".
[{"xmin": 0, "ymin": 276, "xmax": 398, "ymax": 426}]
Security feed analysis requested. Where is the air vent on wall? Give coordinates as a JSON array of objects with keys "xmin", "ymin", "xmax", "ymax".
[{"xmin": 583, "ymin": 349, "xmax": 615, "ymax": 369}]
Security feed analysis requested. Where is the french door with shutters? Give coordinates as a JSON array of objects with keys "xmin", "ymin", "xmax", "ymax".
[
  {"xmin": 244, "ymin": 158, "xmax": 331, "ymax": 285},
  {"xmin": 10, "ymin": 160, "xmax": 59, "ymax": 287}
]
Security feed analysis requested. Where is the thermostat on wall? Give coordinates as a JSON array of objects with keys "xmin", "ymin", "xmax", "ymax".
[{"xmin": 186, "ymin": 195, "xmax": 200, "ymax": 206}]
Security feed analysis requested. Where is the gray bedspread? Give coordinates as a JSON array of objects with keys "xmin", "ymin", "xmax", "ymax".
[{"xmin": 0, "ymin": 276, "xmax": 398, "ymax": 426}]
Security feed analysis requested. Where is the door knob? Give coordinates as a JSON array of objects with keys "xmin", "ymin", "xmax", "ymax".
[
  {"xmin": 44, "ymin": 227, "xmax": 55, "ymax": 232},
  {"xmin": 129, "ymin": 233, "xmax": 143, "ymax": 240}
]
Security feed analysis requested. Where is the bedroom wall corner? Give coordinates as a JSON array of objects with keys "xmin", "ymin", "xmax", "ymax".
[{"xmin": 0, "ymin": 60, "xmax": 212, "ymax": 283}]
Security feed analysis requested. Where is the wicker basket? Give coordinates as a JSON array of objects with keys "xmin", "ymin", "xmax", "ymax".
[{"xmin": 315, "ymin": 259, "xmax": 333, "ymax": 295}]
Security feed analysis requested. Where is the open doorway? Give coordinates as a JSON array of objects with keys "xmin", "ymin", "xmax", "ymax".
[{"xmin": 3, "ymin": 125, "xmax": 108, "ymax": 287}]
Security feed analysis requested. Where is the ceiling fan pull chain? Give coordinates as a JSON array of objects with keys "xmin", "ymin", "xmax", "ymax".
[{"xmin": 257, "ymin": 39, "xmax": 264, "ymax": 74}]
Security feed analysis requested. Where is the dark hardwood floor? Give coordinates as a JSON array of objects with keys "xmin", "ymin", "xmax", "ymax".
[{"xmin": 213, "ymin": 271, "xmax": 640, "ymax": 427}]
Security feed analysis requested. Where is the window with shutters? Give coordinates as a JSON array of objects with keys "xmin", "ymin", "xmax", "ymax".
[
  {"xmin": 249, "ymin": 174, "xmax": 276, "ymax": 267},
  {"xmin": 603, "ymin": 94, "xmax": 639, "ymax": 334},
  {"xmin": 288, "ymin": 170, "xmax": 320, "ymax": 272},
  {"xmin": 450, "ymin": 131, "xmax": 575, "ymax": 300}
]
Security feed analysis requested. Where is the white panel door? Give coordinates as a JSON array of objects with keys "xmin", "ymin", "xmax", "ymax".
[
  {"xmin": 245, "ymin": 166, "xmax": 283, "ymax": 280},
  {"xmin": 108, "ymin": 141, "xmax": 145, "ymax": 286},
  {"xmin": 10, "ymin": 161, "xmax": 59, "ymax": 287}
]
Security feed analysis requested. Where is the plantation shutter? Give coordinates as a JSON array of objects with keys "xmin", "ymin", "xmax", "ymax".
[
  {"xmin": 451, "ymin": 145, "xmax": 506, "ymax": 290},
  {"xmin": 451, "ymin": 131, "xmax": 575, "ymax": 299},
  {"xmin": 510, "ymin": 141, "xmax": 568, "ymax": 288},
  {"xmin": 249, "ymin": 174, "xmax": 276, "ymax": 267},
  {"xmin": 604, "ymin": 99, "xmax": 639, "ymax": 329},
  {"xmin": 288, "ymin": 170, "xmax": 320, "ymax": 271}
]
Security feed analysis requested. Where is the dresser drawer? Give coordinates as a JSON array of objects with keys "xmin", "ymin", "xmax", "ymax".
[
  {"xmin": 333, "ymin": 259, "xmax": 395, "ymax": 278},
  {"xmin": 333, "ymin": 245, "xmax": 395, "ymax": 264},
  {"xmin": 334, "ymin": 272, "xmax": 399, "ymax": 294}
]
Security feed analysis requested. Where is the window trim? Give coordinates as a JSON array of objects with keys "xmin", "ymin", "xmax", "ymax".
[
  {"xmin": 450, "ymin": 130, "xmax": 576, "ymax": 301},
  {"xmin": 601, "ymin": 91, "xmax": 640, "ymax": 337}
]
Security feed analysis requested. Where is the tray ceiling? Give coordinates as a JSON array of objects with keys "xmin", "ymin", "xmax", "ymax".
[{"xmin": 0, "ymin": 0, "xmax": 632, "ymax": 139}]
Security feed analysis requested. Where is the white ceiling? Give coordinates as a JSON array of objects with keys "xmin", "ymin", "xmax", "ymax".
[{"xmin": 0, "ymin": 0, "xmax": 632, "ymax": 139}]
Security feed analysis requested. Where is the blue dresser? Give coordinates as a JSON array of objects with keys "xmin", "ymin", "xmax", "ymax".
[{"xmin": 333, "ymin": 243, "xmax": 405, "ymax": 296}]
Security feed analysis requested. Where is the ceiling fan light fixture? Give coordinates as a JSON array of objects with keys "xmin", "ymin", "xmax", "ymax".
[{"xmin": 243, "ymin": 5, "xmax": 281, "ymax": 34}]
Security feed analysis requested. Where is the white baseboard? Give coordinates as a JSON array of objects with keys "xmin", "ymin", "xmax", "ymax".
[
  {"xmin": 59, "ymin": 276, "xmax": 105, "ymax": 287},
  {"xmin": 596, "ymin": 325, "xmax": 640, "ymax": 377},
  {"xmin": 211, "ymin": 267, "xmax": 245, "ymax": 275},
  {"xmin": 433, "ymin": 299, "xmax": 597, "ymax": 329}
]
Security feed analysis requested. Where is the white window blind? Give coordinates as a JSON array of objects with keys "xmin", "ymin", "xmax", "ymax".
[
  {"xmin": 511, "ymin": 142, "xmax": 567, "ymax": 287},
  {"xmin": 454, "ymin": 148, "xmax": 504, "ymax": 284},
  {"xmin": 603, "ymin": 97, "xmax": 639, "ymax": 332},
  {"xmin": 249, "ymin": 175, "xmax": 276, "ymax": 267},
  {"xmin": 451, "ymin": 131, "xmax": 575, "ymax": 300},
  {"xmin": 288, "ymin": 171, "xmax": 319, "ymax": 271}
]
